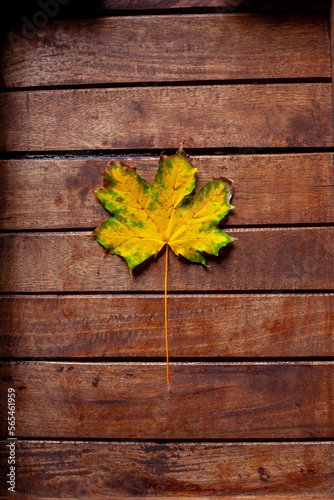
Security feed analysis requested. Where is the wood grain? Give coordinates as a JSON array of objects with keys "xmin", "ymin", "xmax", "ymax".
[
  {"xmin": 0, "ymin": 228, "xmax": 333, "ymax": 292},
  {"xmin": 0, "ymin": 441, "xmax": 333, "ymax": 497},
  {"xmin": 331, "ymin": 0, "xmax": 334, "ymax": 115},
  {"xmin": 1, "ymin": 14, "xmax": 330, "ymax": 88},
  {"xmin": 2, "ymin": 153, "xmax": 334, "ymax": 230},
  {"xmin": 59, "ymin": 0, "xmax": 330, "ymax": 11},
  {"xmin": 2, "ymin": 497, "xmax": 333, "ymax": 500},
  {"xmin": 1, "ymin": 294, "xmax": 333, "ymax": 359},
  {"xmin": 1, "ymin": 6, "xmax": 333, "ymax": 500},
  {"xmin": 1, "ymin": 83, "xmax": 332, "ymax": 151},
  {"xmin": 0, "ymin": 361, "xmax": 333, "ymax": 439},
  {"xmin": 1, "ymin": 497, "xmax": 333, "ymax": 500},
  {"xmin": 3, "ymin": 0, "xmax": 328, "ymax": 44}
]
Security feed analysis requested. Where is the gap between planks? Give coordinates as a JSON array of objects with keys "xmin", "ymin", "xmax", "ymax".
[
  {"xmin": 2, "ymin": 147, "xmax": 334, "ymax": 158},
  {"xmin": 1, "ymin": 77, "xmax": 332, "ymax": 93}
]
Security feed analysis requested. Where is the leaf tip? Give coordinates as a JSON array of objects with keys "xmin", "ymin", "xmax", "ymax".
[
  {"xmin": 177, "ymin": 140, "xmax": 190, "ymax": 159},
  {"xmin": 180, "ymin": 137, "xmax": 195, "ymax": 150}
]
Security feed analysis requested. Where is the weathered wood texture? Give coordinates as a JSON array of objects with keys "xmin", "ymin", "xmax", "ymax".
[
  {"xmin": 331, "ymin": 0, "xmax": 334, "ymax": 115},
  {"xmin": 97, "ymin": 0, "xmax": 329, "ymax": 9},
  {"xmin": 0, "ymin": 441, "xmax": 333, "ymax": 497},
  {"xmin": 2, "ymin": 153, "xmax": 334, "ymax": 230},
  {"xmin": 53, "ymin": 0, "xmax": 330, "ymax": 12},
  {"xmin": 0, "ymin": 228, "xmax": 333, "ymax": 292},
  {"xmin": 1, "ymin": 294, "xmax": 333, "ymax": 359},
  {"xmin": 2, "ymin": 497, "xmax": 333, "ymax": 500},
  {"xmin": 1, "ymin": 497, "xmax": 333, "ymax": 500},
  {"xmin": 3, "ymin": 0, "xmax": 328, "ymax": 39},
  {"xmin": 1, "ymin": 14, "xmax": 330, "ymax": 88},
  {"xmin": 1, "ymin": 7, "xmax": 333, "ymax": 500},
  {"xmin": 1, "ymin": 84, "xmax": 332, "ymax": 151},
  {"xmin": 3, "ymin": 0, "xmax": 329, "ymax": 44},
  {"xmin": 0, "ymin": 361, "xmax": 333, "ymax": 439}
]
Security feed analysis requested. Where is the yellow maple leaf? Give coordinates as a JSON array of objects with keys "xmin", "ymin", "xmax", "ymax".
[
  {"xmin": 92, "ymin": 145, "xmax": 234, "ymax": 391},
  {"xmin": 92, "ymin": 145, "xmax": 234, "ymax": 269}
]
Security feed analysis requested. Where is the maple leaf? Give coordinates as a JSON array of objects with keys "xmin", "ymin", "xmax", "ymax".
[
  {"xmin": 92, "ymin": 145, "xmax": 234, "ymax": 391},
  {"xmin": 92, "ymin": 145, "xmax": 234, "ymax": 268}
]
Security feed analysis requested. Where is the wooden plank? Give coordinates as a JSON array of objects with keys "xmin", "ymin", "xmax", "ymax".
[
  {"xmin": 3, "ymin": 0, "xmax": 328, "ymax": 40},
  {"xmin": 3, "ymin": 0, "xmax": 328, "ymax": 45},
  {"xmin": 0, "ymin": 361, "xmax": 333, "ymax": 439},
  {"xmin": 1, "ymin": 14, "xmax": 330, "ymax": 88},
  {"xmin": 331, "ymin": 0, "xmax": 334, "ymax": 119},
  {"xmin": 1, "ymin": 497, "xmax": 334, "ymax": 500},
  {"xmin": 3, "ymin": 493, "xmax": 334, "ymax": 500},
  {"xmin": 2, "ymin": 153, "xmax": 334, "ymax": 230},
  {"xmin": 0, "ymin": 441, "xmax": 333, "ymax": 498},
  {"xmin": 0, "ymin": 228, "xmax": 333, "ymax": 292},
  {"xmin": 91, "ymin": 0, "xmax": 329, "ymax": 10},
  {"xmin": 1, "ymin": 294, "xmax": 333, "ymax": 359},
  {"xmin": 4, "ymin": 493, "xmax": 334, "ymax": 500},
  {"xmin": 2, "ymin": 497, "xmax": 333, "ymax": 500},
  {"xmin": 1, "ymin": 83, "xmax": 332, "ymax": 151}
]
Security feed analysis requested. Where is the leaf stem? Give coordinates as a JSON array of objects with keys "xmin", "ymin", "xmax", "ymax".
[{"xmin": 165, "ymin": 244, "xmax": 171, "ymax": 393}]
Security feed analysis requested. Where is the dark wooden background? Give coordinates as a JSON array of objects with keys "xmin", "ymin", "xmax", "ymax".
[{"xmin": 0, "ymin": 0, "xmax": 334, "ymax": 498}]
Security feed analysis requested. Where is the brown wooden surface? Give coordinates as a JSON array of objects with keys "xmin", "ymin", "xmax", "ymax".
[
  {"xmin": 2, "ymin": 153, "xmax": 334, "ymax": 230},
  {"xmin": 1, "ymin": 13, "xmax": 330, "ymax": 88},
  {"xmin": 3, "ymin": 0, "xmax": 329, "ymax": 41},
  {"xmin": 1, "ymin": 6, "xmax": 333, "ymax": 499},
  {"xmin": 2, "ymin": 497, "xmax": 333, "ymax": 500},
  {"xmin": 1, "ymin": 496, "xmax": 334, "ymax": 500},
  {"xmin": 1, "ymin": 83, "xmax": 332, "ymax": 152},
  {"xmin": 0, "ymin": 361, "xmax": 333, "ymax": 439},
  {"xmin": 1, "ymin": 294, "xmax": 333, "ymax": 359},
  {"xmin": 3, "ymin": 493, "xmax": 334, "ymax": 500},
  {"xmin": 0, "ymin": 441, "xmax": 333, "ymax": 497},
  {"xmin": 1, "ymin": 228, "xmax": 333, "ymax": 292},
  {"xmin": 1, "ymin": 497, "xmax": 333, "ymax": 500},
  {"xmin": 61, "ymin": 0, "xmax": 330, "ymax": 11},
  {"xmin": 331, "ymin": 0, "xmax": 334, "ymax": 116}
]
